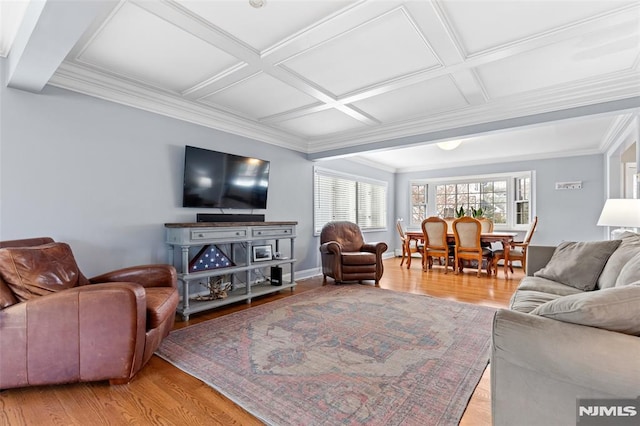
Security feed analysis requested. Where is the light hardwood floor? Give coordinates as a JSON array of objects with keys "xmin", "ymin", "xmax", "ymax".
[{"xmin": 0, "ymin": 257, "xmax": 523, "ymax": 425}]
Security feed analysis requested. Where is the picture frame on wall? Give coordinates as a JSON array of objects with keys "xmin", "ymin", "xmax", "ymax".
[{"xmin": 252, "ymin": 245, "xmax": 273, "ymax": 262}]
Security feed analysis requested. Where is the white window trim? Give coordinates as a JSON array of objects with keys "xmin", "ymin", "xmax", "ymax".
[
  {"xmin": 314, "ymin": 167, "xmax": 388, "ymax": 235},
  {"xmin": 409, "ymin": 171, "xmax": 535, "ymax": 231}
]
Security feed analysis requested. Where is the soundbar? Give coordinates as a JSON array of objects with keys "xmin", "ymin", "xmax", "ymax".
[{"xmin": 196, "ymin": 213, "xmax": 265, "ymax": 223}]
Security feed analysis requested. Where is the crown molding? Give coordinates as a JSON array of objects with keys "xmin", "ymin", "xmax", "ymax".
[
  {"xmin": 48, "ymin": 61, "xmax": 307, "ymax": 152},
  {"xmin": 345, "ymin": 145, "xmax": 606, "ymax": 174},
  {"xmin": 394, "ymin": 147, "xmax": 604, "ymax": 174},
  {"xmin": 49, "ymin": 58, "xmax": 639, "ymax": 161},
  {"xmin": 340, "ymin": 155, "xmax": 398, "ymax": 173},
  {"xmin": 601, "ymin": 113, "xmax": 639, "ymax": 156}
]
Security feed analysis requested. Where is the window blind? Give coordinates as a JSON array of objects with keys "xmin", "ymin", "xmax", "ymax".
[{"xmin": 314, "ymin": 168, "xmax": 387, "ymax": 234}]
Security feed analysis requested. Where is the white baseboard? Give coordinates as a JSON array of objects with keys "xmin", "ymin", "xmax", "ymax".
[{"xmin": 294, "ymin": 267, "xmax": 323, "ymax": 281}]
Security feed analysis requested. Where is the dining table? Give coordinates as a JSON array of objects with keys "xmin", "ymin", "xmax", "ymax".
[{"xmin": 405, "ymin": 230, "xmax": 518, "ymax": 277}]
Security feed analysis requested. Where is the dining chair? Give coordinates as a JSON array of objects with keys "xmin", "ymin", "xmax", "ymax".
[
  {"xmin": 421, "ymin": 217, "xmax": 453, "ymax": 273},
  {"xmin": 443, "ymin": 217, "xmax": 455, "ymax": 234},
  {"xmin": 478, "ymin": 218, "xmax": 494, "ymax": 233},
  {"xmin": 396, "ymin": 219, "xmax": 423, "ymax": 268},
  {"xmin": 452, "ymin": 217, "xmax": 493, "ymax": 277},
  {"xmin": 478, "ymin": 217, "xmax": 494, "ymax": 249},
  {"xmin": 493, "ymin": 216, "xmax": 538, "ymax": 275}
]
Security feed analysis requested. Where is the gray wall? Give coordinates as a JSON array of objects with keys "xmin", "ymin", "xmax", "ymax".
[
  {"xmin": 0, "ymin": 53, "xmax": 607, "ymax": 277},
  {"xmin": 0, "ymin": 58, "xmax": 396, "ymax": 277},
  {"xmin": 395, "ymin": 155, "xmax": 606, "ymax": 247}
]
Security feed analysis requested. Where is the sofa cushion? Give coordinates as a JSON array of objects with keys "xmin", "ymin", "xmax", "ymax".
[
  {"xmin": 341, "ymin": 252, "xmax": 376, "ymax": 265},
  {"xmin": 533, "ymin": 240, "xmax": 621, "ymax": 291},
  {"xmin": 516, "ymin": 276, "xmax": 584, "ymax": 297},
  {"xmin": 615, "ymin": 251, "xmax": 640, "ymax": 287},
  {"xmin": 509, "ymin": 290, "xmax": 566, "ymax": 313},
  {"xmin": 597, "ymin": 232, "xmax": 640, "ymax": 289},
  {"xmin": 530, "ymin": 282, "xmax": 640, "ymax": 335},
  {"xmin": 0, "ymin": 242, "xmax": 89, "ymax": 302}
]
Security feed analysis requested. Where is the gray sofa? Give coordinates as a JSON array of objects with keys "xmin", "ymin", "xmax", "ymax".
[{"xmin": 491, "ymin": 233, "xmax": 640, "ymax": 426}]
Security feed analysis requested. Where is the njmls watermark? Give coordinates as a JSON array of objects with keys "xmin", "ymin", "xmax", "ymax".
[{"xmin": 577, "ymin": 397, "xmax": 640, "ymax": 425}]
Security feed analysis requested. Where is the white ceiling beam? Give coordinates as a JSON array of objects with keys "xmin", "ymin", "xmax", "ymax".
[
  {"xmin": 7, "ymin": 0, "xmax": 115, "ymax": 92},
  {"xmin": 307, "ymin": 96, "xmax": 640, "ymax": 161}
]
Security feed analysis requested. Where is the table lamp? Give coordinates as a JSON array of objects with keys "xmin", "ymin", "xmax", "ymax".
[{"xmin": 596, "ymin": 198, "xmax": 640, "ymax": 239}]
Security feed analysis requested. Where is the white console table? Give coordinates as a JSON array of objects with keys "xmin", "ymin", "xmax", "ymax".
[{"xmin": 165, "ymin": 221, "xmax": 297, "ymax": 321}]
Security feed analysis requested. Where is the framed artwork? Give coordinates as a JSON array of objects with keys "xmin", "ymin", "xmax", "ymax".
[{"xmin": 252, "ymin": 245, "xmax": 273, "ymax": 262}]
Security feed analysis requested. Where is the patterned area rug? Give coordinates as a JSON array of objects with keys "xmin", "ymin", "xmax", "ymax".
[{"xmin": 157, "ymin": 285, "xmax": 496, "ymax": 426}]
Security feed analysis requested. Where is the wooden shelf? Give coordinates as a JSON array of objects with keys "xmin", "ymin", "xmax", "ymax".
[
  {"xmin": 179, "ymin": 281, "xmax": 297, "ymax": 319},
  {"xmin": 165, "ymin": 222, "xmax": 297, "ymax": 321}
]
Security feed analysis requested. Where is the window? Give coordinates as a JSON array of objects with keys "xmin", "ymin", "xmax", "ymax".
[
  {"xmin": 314, "ymin": 167, "xmax": 387, "ymax": 234},
  {"xmin": 515, "ymin": 176, "xmax": 530, "ymax": 225},
  {"xmin": 357, "ymin": 181, "xmax": 386, "ymax": 229},
  {"xmin": 410, "ymin": 183, "xmax": 428, "ymax": 225},
  {"xmin": 409, "ymin": 172, "xmax": 533, "ymax": 229},
  {"xmin": 435, "ymin": 180, "xmax": 507, "ymax": 224}
]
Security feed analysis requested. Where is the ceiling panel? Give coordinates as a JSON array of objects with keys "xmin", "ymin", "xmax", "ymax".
[
  {"xmin": 5, "ymin": 0, "xmax": 636, "ymax": 170},
  {"xmin": 177, "ymin": 0, "xmax": 354, "ymax": 52},
  {"xmin": 476, "ymin": 16, "xmax": 639, "ymax": 99},
  {"xmin": 351, "ymin": 75, "xmax": 469, "ymax": 123},
  {"xmin": 439, "ymin": 0, "xmax": 636, "ymax": 55},
  {"xmin": 282, "ymin": 7, "xmax": 441, "ymax": 96},
  {"xmin": 275, "ymin": 108, "xmax": 368, "ymax": 137},
  {"xmin": 200, "ymin": 73, "xmax": 319, "ymax": 119},
  {"xmin": 78, "ymin": 2, "xmax": 241, "ymax": 92}
]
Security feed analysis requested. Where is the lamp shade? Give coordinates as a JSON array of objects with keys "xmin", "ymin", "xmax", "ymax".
[{"xmin": 597, "ymin": 199, "xmax": 640, "ymax": 228}]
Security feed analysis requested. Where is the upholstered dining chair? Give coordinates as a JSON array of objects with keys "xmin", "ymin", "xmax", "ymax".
[
  {"xmin": 492, "ymin": 216, "xmax": 538, "ymax": 275},
  {"xmin": 320, "ymin": 221, "xmax": 388, "ymax": 285},
  {"xmin": 478, "ymin": 217, "xmax": 494, "ymax": 249},
  {"xmin": 421, "ymin": 217, "xmax": 453, "ymax": 273},
  {"xmin": 452, "ymin": 217, "xmax": 494, "ymax": 277},
  {"xmin": 396, "ymin": 219, "xmax": 423, "ymax": 268},
  {"xmin": 443, "ymin": 217, "xmax": 455, "ymax": 233},
  {"xmin": 478, "ymin": 218, "xmax": 494, "ymax": 233}
]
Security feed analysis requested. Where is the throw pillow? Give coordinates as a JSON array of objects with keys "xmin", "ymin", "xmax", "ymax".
[
  {"xmin": 615, "ymin": 251, "xmax": 640, "ymax": 287},
  {"xmin": 533, "ymin": 240, "xmax": 621, "ymax": 291},
  {"xmin": 530, "ymin": 282, "xmax": 640, "ymax": 335},
  {"xmin": 0, "ymin": 242, "xmax": 88, "ymax": 302},
  {"xmin": 597, "ymin": 232, "xmax": 640, "ymax": 289}
]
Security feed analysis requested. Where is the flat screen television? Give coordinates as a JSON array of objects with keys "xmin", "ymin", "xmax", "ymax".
[{"xmin": 182, "ymin": 145, "xmax": 270, "ymax": 209}]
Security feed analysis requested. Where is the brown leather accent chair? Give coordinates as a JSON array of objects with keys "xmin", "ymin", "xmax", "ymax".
[
  {"xmin": 319, "ymin": 221, "xmax": 388, "ymax": 286},
  {"xmin": 0, "ymin": 237, "xmax": 179, "ymax": 390}
]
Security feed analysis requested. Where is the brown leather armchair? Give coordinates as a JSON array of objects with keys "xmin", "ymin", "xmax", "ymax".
[
  {"xmin": 0, "ymin": 237, "xmax": 179, "ymax": 390},
  {"xmin": 319, "ymin": 221, "xmax": 388, "ymax": 285}
]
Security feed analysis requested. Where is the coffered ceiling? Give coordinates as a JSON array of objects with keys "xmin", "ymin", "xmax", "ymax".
[{"xmin": 3, "ymin": 0, "xmax": 640, "ymax": 171}]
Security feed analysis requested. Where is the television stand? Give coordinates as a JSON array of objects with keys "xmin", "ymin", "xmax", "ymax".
[{"xmin": 165, "ymin": 221, "xmax": 297, "ymax": 321}]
